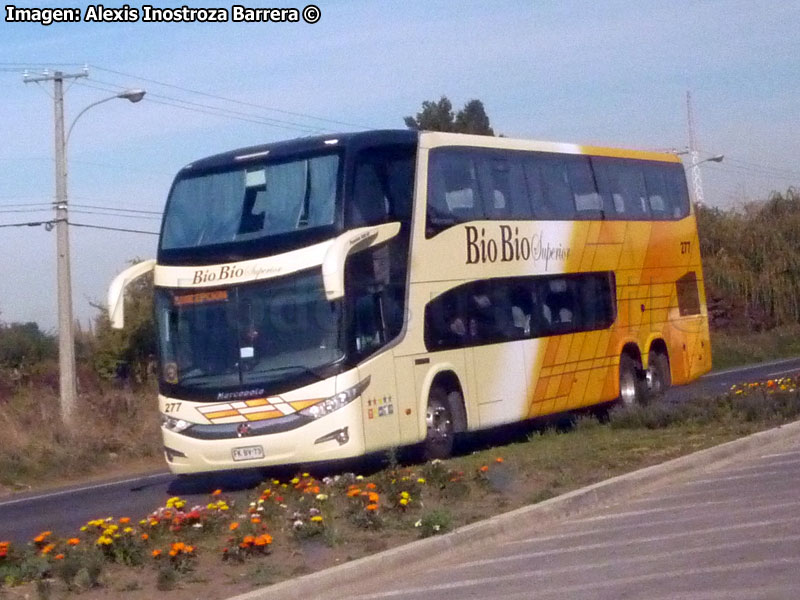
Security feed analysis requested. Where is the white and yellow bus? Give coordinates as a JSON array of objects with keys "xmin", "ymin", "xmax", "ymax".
[{"xmin": 109, "ymin": 130, "xmax": 711, "ymax": 474}]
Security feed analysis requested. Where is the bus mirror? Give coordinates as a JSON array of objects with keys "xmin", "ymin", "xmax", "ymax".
[
  {"xmin": 322, "ymin": 222, "xmax": 401, "ymax": 300},
  {"xmin": 108, "ymin": 259, "xmax": 156, "ymax": 329}
]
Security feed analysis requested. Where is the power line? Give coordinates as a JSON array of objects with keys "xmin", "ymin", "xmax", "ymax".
[
  {"xmin": 0, "ymin": 202, "xmax": 52, "ymax": 209},
  {"xmin": 71, "ymin": 203, "xmax": 161, "ymax": 215},
  {"xmin": 0, "ymin": 207, "xmax": 52, "ymax": 214},
  {"xmin": 70, "ymin": 208, "xmax": 160, "ymax": 220},
  {"xmin": 88, "ymin": 77, "xmax": 328, "ymax": 134},
  {"xmin": 90, "ymin": 64, "xmax": 372, "ymax": 131},
  {"xmin": 68, "ymin": 221, "xmax": 159, "ymax": 235},
  {"xmin": 0, "ymin": 219, "xmax": 54, "ymax": 229},
  {"xmin": 74, "ymin": 79, "xmax": 326, "ymax": 135},
  {"xmin": 704, "ymin": 163, "xmax": 799, "ymax": 184}
]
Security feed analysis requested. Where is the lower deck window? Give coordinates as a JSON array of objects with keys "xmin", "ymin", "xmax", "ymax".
[{"xmin": 424, "ymin": 272, "xmax": 616, "ymax": 351}]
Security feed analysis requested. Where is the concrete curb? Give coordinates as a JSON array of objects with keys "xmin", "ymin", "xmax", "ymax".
[{"xmin": 229, "ymin": 419, "xmax": 800, "ymax": 600}]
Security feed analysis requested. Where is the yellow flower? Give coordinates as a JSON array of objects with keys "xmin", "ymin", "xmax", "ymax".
[
  {"xmin": 399, "ymin": 498, "xmax": 409, "ymax": 506},
  {"xmin": 290, "ymin": 477, "xmax": 300, "ymax": 485},
  {"xmin": 123, "ymin": 527, "xmax": 133, "ymax": 534},
  {"xmin": 400, "ymin": 491, "xmax": 410, "ymax": 499},
  {"xmin": 310, "ymin": 515, "xmax": 323, "ymax": 522},
  {"xmin": 316, "ymin": 493, "xmax": 329, "ymax": 501},
  {"xmin": 417, "ymin": 478, "xmax": 426, "ymax": 484},
  {"xmin": 96, "ymin": 536, "xmax": 113, "ymax": 546}
]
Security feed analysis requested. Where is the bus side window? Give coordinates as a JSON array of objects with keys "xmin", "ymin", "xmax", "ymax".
[
  {"xmin": 528, "ymin": 156, "xmax": 577, "ymax": 220},
  {"xmin": 643, "ymin": 166, "xmax": 671, "ymax": 218},
  {"xmin": 592, "ymin": 157, "xmax": 649, "ymax": 220},
  {"xmin": 427, "ymin": 150, "xmax": 483, "ymax": 236},
  {"xmin": 663, "ymin": 163, "xmax": 691, "ymax": 219},
  {"xmin": 348, "ymin": 146, "xmax": 416, "ymax": 227},
  {"xmin": 565, "ymin": 156, "xmax": 603, "ymax": 216},
  {"xmin": 477, "ymin": 154, "xmax": 532, "ymax": 220}
]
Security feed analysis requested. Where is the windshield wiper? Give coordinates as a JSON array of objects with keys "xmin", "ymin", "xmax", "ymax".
[{"xmin": 253, "ymin": 364, "xmax": 327, "ymax": 382}]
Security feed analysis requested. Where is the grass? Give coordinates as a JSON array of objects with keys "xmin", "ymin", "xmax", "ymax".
[
  {"xmin": 710, "ymin": 324, "xmax": 800, "ymax": 370},
  {"xmin": 2, "ymin": 378, "xmax": 800, "ymax": 600},
  {"xmin": 0, "ymin": 387, "xmax": 162, "ymax": 491}
]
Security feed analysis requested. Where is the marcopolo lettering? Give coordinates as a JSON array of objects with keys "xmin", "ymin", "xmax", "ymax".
[
  {"xmin": 465, "ymin": 225, "xmax": 570, "ymax": 270},
  {"xmin": 192, "ymin": 265, "xmax": 245, "ymax": 285}
]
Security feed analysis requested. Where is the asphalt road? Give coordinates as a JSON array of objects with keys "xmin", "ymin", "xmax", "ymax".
[
  {"xmin": 2, "ymin": 356, "xmax": 800, "ymax": 543},
  {"xmin": 343, "ymin": 422, "xmax": 800, "ymax": 599}
]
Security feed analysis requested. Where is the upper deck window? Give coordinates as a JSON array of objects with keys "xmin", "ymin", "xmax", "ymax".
[{"xmin": 161, "ymin": 153, "xmax": 339, "ymax": 251}]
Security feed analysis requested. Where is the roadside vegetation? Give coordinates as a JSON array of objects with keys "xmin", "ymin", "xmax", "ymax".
[{"xmin": 1, "ymin": 378, "xmax": 799, "ymax": 599}]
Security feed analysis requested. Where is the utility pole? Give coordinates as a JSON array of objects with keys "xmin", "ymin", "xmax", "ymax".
[
  {"xmin": 686, "ymin": 90, "xmax": 706, "ymax": 206},
  {"xmin": 24, "ymin": 68, "xmax": 88, "ymax": 428}
]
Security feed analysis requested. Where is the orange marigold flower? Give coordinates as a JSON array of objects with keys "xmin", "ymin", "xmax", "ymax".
[
  {"xmin": 495, "ymin": 457, "xmax": 504, "ymax": 463},
  {"xmin": 366, "ymin": 503, "xmax": 378, "ymax": 511},
  {"xmin": 254, "ymin": 534, "xmax": 272, "ymax": 546},
  {"xmin": 67, "ymin": 538, "xmax": 80, "ymax": 546},
  {"xmin": 346, "ymin": 488, "xmax": 361, "ymax": 497},
  {"xmin": 251, "ymin": 517, "xmax": 262, "ymax": 524},
  {"xmin": 152, "ymin": 549, "xmax": 162, "ymax": 558},
  {"xmin": 229, "ymin": 522, "xmax": 240, "ymax": 531},
  {"xmin": 119, "ymin": 517, "xmax": 131, "ymax": 524},
  {"xmin": 54, "ymin": 554, "xmax": 65, "ymax": 560},
  {"xmin": 141, "ymin": 533, "xmax": 149, "ymax": 541},
  {"xmin": 169, "ymin": 549, "xmax": 178, "ymax": 557},
  {"xmin": 212, "ymin": 488, "xmax": 222, "ymax": 496},
  {"xmin": 479, "ymin": 465, "xmax": 489, "ymax": 472},
  {"xmin": 366, "ymin": 482, "xmax": 377, "ymax": 490},
  {"xmin": 41, "ymin": 543, "xmax": 55, "ymax": 555},
  {"xmin": 368, "ymin": 492, "xmax": 379, "ymax": 503},
  {"xmin": 242, "ymin": 535, "xmax": 255, "ymax": 546},
  {"xmin": 172, "ymin": 542, "xmax": 185, "ymax": 552}
]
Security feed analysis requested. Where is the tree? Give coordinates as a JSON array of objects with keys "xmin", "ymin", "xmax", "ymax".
[
  {"xmin": 92, "ymin": 259, "xmax": 156, "ymax": 382},
  {"xmin": 404, "ymin": 96, "xmax": 495, "ymax": 136},
  {"xmin": 0, "ymin": 321, "xmax": 56, "ymax": 369}
]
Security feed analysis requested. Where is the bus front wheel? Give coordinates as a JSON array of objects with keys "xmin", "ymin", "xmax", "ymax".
[
  {"xmin": 423, "ymin": 385, "xmax": 456, "ymax": 460},
  {"xmin": 619, "ymin": 353, "xmax": 646, "ymax": 406}
]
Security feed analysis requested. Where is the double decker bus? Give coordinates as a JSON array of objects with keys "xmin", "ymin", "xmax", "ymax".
[{"xmin": 108, "ymin": 130, "xmax": 711, "ymax": 474}]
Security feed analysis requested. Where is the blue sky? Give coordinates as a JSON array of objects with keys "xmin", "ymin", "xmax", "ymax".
[{"xmin": 1, "ymin": 0, "xmax": 799, "ymax": 329}]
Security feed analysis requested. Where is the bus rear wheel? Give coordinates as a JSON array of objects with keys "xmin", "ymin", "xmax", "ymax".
[
  {"xmin": 646, "ymin": 349, "xmax": 671, "ymax": 399},
  {"xmin": 423, "ymin": 385, "xmax": 456, "ymax": 460},
  {"xmin": 619, "ymin": 353, "xmax": 646, "ymax": 406}
]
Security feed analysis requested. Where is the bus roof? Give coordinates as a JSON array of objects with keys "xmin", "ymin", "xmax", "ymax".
[
  {"xmin": 179, "ymin": 129, "xmax": 680, "ymax": 174},
  {"xmin": 419, "ymin": 131, "xmax": 681, "ymax": 164},
  {"xmin": 179, "ymin": 129, "xmax": 418, "ymax": 173}
]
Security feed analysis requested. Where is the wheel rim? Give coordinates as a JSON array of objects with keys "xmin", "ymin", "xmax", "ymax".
[
  {"xmin": 426, "ymin": 402, "xmax": 452, "ymax": 448},
  {"xmin": 646, "ymin": 364, "xmax": 661, "ymax": 394},
  {"xmin": 620, "ymin": 367, "xmax": 638, "ymax": 406}
]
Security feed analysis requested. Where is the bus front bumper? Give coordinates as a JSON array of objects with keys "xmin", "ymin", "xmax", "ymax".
[{"xmin": 161, "ymin": 400, "xmax": 365, "ymax": 474}]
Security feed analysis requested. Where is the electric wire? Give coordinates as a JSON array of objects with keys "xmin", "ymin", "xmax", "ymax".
[
  {"xmin": 90, "ymin": 64, "xmax": 372, "ymax": 131},
  {"xmin": 67, "ymin": 221, "xmax": 159, "ymax": 235},
  {"xmin": 74, "ymin": 79, "xmax": 327, "ymax": 135}
]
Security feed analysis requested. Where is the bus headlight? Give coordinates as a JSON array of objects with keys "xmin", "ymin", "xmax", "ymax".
[
  {"xmin": 299, "ymin": 376, "xmax": 371, "ymax": 420},
  {"xmin": 162, "ymin": 415, "xmax": 193, "ymax": 433}
]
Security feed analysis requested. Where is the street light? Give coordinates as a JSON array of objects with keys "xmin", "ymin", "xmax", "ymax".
[
  {"xmin": 695, "ymin": 154, "xmax": 724, "ymax": 166},
  {"xmin": 66, "ymin": 89, "xmax": 146, "ymax": 143},
  {"xmin": 23, "ymin": 70, "xmax": 148, "ymax": 428}
]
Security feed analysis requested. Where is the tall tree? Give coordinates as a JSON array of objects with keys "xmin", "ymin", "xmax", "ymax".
[{"xmin": 404, "ymin": 96, "xmax": 495, "ymax": 136}]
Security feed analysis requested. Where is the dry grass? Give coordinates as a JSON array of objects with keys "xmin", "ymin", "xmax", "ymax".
[
  {"xmin": 0, "ymin": 386, "xmax": 162, "ymax": 490},
  {"xmin": 699, "ymin": 188, "xmax": 800, "ymax": 330}
]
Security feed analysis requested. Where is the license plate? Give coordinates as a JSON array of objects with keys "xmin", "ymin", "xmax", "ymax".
[{"xmin": 232, "ymin": 445, "xmax": 265, "ymax": 462}]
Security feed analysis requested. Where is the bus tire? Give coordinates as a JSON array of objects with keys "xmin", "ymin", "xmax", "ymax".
[
  {"xmin": 646, "ymin": 349, "xmax": 671, "ymax": 399},
  {"xmin": 618, "ymin": 353, "xmax": 646, "ymax": 406},
  {"xmin": 422, "ymin": 385, "xmax": 456, "ymax": 460}
]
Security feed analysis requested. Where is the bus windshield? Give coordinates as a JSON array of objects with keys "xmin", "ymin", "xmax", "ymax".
[
  {"xmin": 161, "ymin": 153, "xmax": 339, "ymax": 251},
  {"xmin": 154, "ymin": 269, "xmax": 343, "ymax": 392}
]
